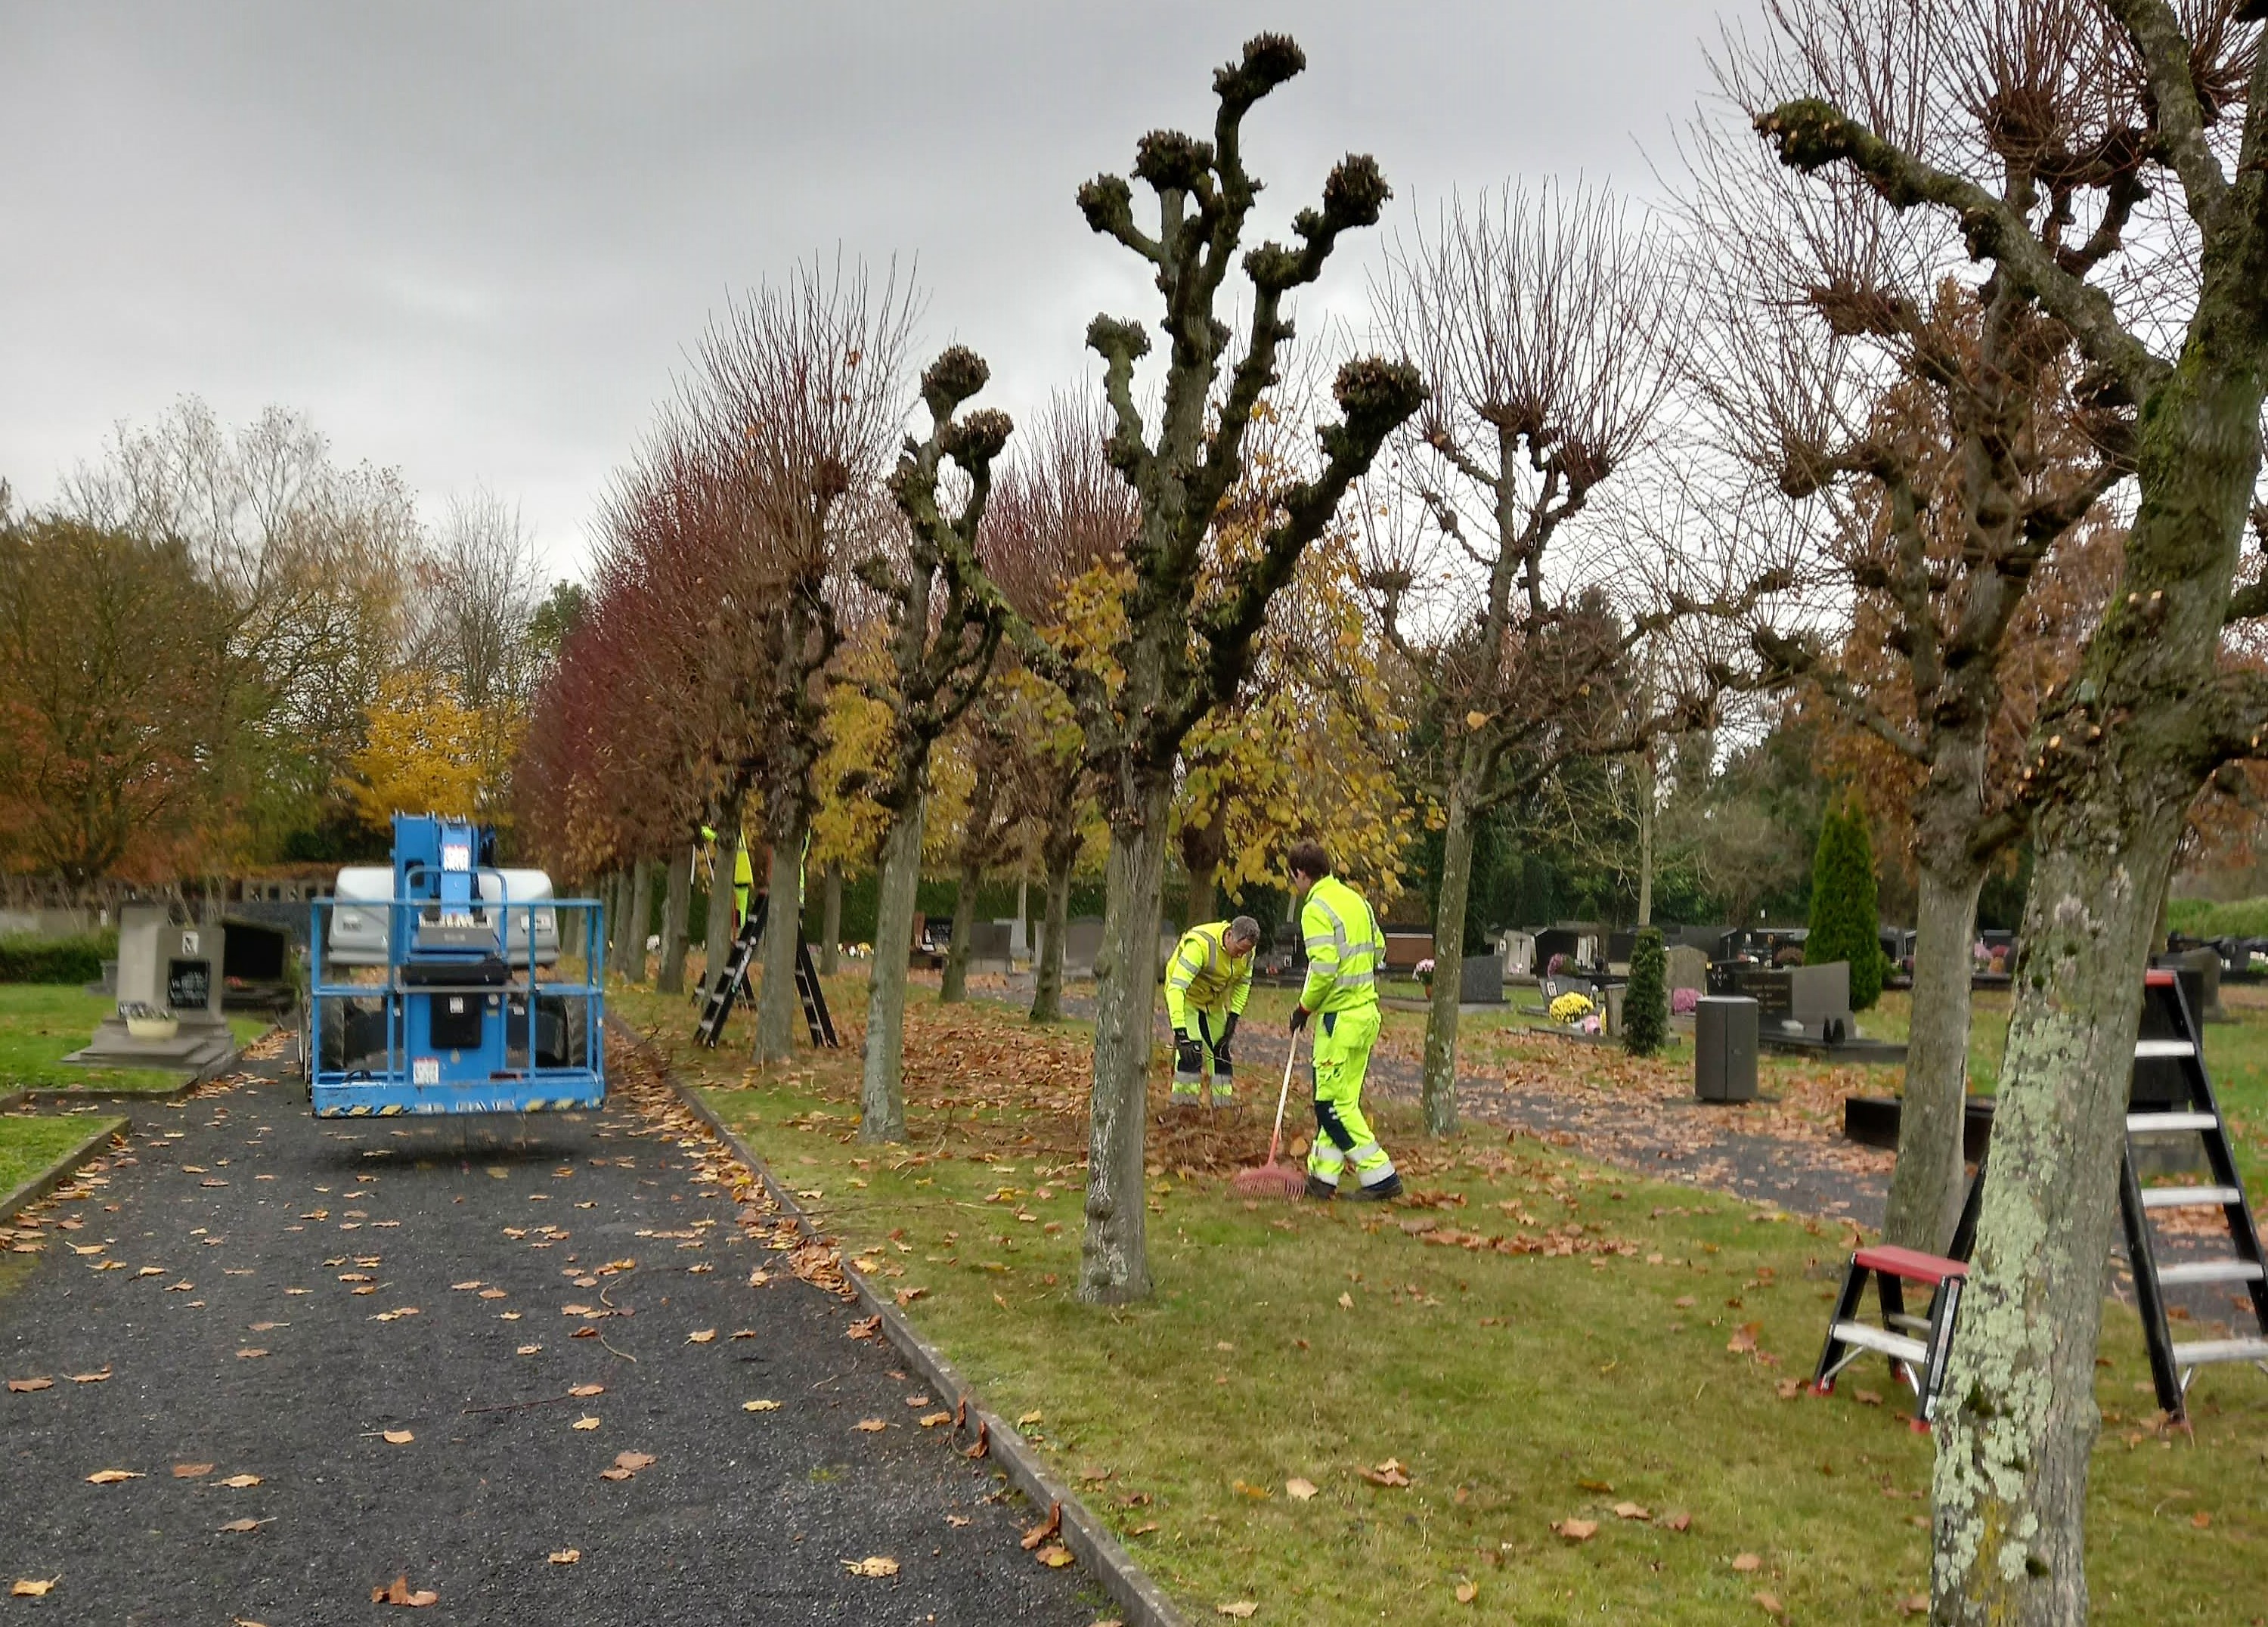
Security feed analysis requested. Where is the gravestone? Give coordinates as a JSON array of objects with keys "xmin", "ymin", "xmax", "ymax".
[
  {"xmin": 1787, "ymin": 960, "xmax": 1855, "ymax": 1043},
  {"xmin": 1458, "ymin": 950, "xmax": 1505, "ymax": 1004},
  {"xmin": 1063, "ymin": 916, "xmax": 1105, "ymax": 978},
  {"xmin": 68, "ymin": 906, "xmax": 236, "ymax": 1073},
  {"xmin": 1498, "ymin": 931, "xmax": 1535, "ymax": 978},
  {"xmin": 1665, "ymin": 944, "xmax": 1709, "ymax": 996},
  {"xmin": 966, "ymin": 919, "xmax": 1014, "ymax": 975},
  {"xmin": 2166, "ymin": 946, "xmax": 2229, "ymax": 1024},
  {"xmin": 1695, "ymin": 996, "xmax": 1759, "ymax": 1102}
]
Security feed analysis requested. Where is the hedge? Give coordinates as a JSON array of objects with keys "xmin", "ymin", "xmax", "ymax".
[{"xmin": 0, "ymin": 932, "xmax": 116, "ymax": 984}]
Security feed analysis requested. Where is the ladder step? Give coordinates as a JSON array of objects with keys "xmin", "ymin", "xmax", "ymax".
[
  {"xmin": 1829, "ymin": 1321, "xmax": 1929, "ymax": 1365},
  {"xmin": 2135, "ymin": 1039, "xmax": 2196, "ymax": 1060},
  {"xmin": 2127, "ymin": 1111, "xmax": 2220, "ymax": 1133},
  {"xmin": 2157, "ymin": 1260, "xmax": 2266, "ymax": 1287},
  {"xmin": 2142, "ymin": 1185, "xmax": 2247, "ymax": 1209},
  {"xmin": 2172, "ymin": 1337, "xmax": 2268, "ymax": 1368}
]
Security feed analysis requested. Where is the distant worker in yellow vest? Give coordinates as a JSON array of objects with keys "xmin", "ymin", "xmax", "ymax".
[
  {"xmin": 1287, "ymin": 840, "xmax": 1400, "ymax": 1201},
  {"xmin": 1164, "ymin": 916, "xmax": 1260, "ymax": 1111}
]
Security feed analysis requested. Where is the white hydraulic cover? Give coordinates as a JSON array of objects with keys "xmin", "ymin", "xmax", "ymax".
[{"xmin": 326, "ymin": 866, "xmax": 559, "ymax": 965}]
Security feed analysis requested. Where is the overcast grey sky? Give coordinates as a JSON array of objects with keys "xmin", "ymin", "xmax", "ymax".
[{"xmin": 1, "ymin": 2, "xmax": 1752, "ymax": 577}]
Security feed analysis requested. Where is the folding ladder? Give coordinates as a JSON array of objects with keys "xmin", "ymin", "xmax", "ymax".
[
  {"xmin": 2119, "ymin": 969, "xmax": 2268, "ymax": 1418},
  {"xmin": 693, "ymin": 893, "xmax": 838, "ymax": 1050},
  {"xmin": 1811, "ymin": 1160, "xmax": 1987, "ymax": 1428}
]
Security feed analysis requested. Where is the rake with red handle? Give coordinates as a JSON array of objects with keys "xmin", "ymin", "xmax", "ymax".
[{"xmin": 1231, "ymin": 1027, "xmax": 1307, "ymax": 1198}]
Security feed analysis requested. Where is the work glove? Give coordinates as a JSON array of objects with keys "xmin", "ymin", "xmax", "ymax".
[
  {"xmin": 1288, "ymin": 1004, "xmax": 1311, "ymax": 1034},
  {"xmin": 1174, "ymin": 1029, "xmax": 1203, "ymax": 1075},
  {"xmin": 1213, "ymin": 1029, "xmax": 1235, "ymax": 1068},
  {"xmin": 1220, "ymin": 1011, "xmax": 1239, "ymax": 1046}
]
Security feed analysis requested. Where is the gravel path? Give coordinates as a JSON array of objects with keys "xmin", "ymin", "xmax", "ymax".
[{"xmin": 0, "ymin": 1055, "xmax": 1098, "ymax": 1625}]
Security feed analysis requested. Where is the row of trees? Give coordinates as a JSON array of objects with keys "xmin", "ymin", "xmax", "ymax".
[
  {"xmin": 522, "ymin": 16, "xmax": 2267, "ymax": 1619},
  {"xmin": 0, "ymin": 400, "xmax": 572, "ymax": 882}
]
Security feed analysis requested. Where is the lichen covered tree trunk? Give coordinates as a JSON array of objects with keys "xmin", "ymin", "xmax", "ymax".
[
  {"xmin": 1421, "ymin": 777, "xmax": 1477, "ymax": 1136},
  {"xmin": 860, "ymin": 799, "xmax": 924, "ymax": 1143},
  {"xmin": 623, "ymin": 855, "xmax": 654, "ymax": 985},
  {"xmin": 1079, "ymin": 777, "xmax": 1170, "ymax": 1304},
  {"xmin": 753, "ymin": 817, "xmax": 805, "ymax": 1064},
  {"xmin": 1031, "ymin": 841, "xmax": 1074, "ymax": 1024},
  {"xmin": 820, "ymin": 862, "xmax": 843, "ymax": 976},
  {"xmin": 940, "ymin": 861, "xmax": 981, "ymax": 1003},
  {"xmin": 699, "ymin": 817, "xmax": 740, "ymax": 999},
  {"xmin": 657, "ymin": 844, "xmax": 694, "ymax": 995},
  {"xmin": 1884, "ymin": 861, "xmax": 1984, "ymax": 1250}
]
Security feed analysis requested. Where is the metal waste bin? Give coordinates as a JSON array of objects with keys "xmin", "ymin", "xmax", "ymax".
[{"xmin": 1695, "ymin": 996, "xmax": 1758, "ymax": 1102}]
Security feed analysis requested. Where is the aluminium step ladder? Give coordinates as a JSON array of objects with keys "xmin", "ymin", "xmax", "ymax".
[
  {"xmin": 2119, "ymin": 968, "xmax": 2268, "ymax": 1418},
  {"xmin": 693, "ymin": 893, "xmax": 838, "ymax": 1049}
]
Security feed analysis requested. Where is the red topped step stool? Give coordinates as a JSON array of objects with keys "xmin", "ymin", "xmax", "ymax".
[{"xmin": 1811, "ymin": 1244, "xmax": 1969, "ymax": 1428}]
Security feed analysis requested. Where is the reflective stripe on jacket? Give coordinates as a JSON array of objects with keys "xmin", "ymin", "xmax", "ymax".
[
  {"xmin": 1164, "ymin": 921, "xmax": 1254, "ymax": 1030},
  {"xmin": 1299, "ymin": 875, "xmax": 1384, "ymax": 1015}
]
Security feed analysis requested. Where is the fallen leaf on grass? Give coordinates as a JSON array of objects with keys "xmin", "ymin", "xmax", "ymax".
[
  {"xmin": 8, "ymin": 1378, "xmax": 54, "ymax": 1393},
  {"xmin": 174, "ymin": 1463, "xmax": 215, "ymax": 1478},
  {"xmin": 854, "ymin": 1418, "xmax": 888, "ymax": 1433},
  {"xmin": 219, "ymin": 1474, "xmax": 262, "ymax": 1489},
  {"xmin": 1732, "ymin": 1553, "xmax": 1762, "ymax": 1573},
  {"xmin": 1233, "ymin": 1480, "xmax": 1272, "ymax": 1499},
  {"xmin": 217, "ymin": 1518, "xmax": 269, "ymax": 1533},
  {"xmin": 1216, "ymin": 1603, "xmax": 1257, "ymax": 1619},
  {"xmin": 2192, "ymin": 1511, "xmax": 2213, "ymax": 1529},
  {"xmin": 1613, "ymin": 1501, "xmax": 1651, "ymax": 1521},
  {"xmin": 1554, "ymin": 1519, "xmax": 1598, "ymax": 1542},
  {"xmin": 894, "ymin": 1286, "xmax": 928, "ymax": 1306},
  {"xmin": 85, "ymin": 1469, "xmax": 142, "ymax": 1484},
  {"xmin": 1897, "ymin": 1596, "xmax": 1929, "ymax": 1616},
  {"xmin": 1665, "ymin": 1511, "xmax": 1693, "ymax": 1532},
  {"xmin": 1854, "ymin": 1389, "xmax": 1883, "ymax": 1407},
  {"xmin": 1727, "ymin": 1322, "xmax": 1761, "ymax": 1354},
  {"xmin": 11, "ymin": 1579, "xmax": 55, "ymax": 1598},
  {"xmin": 371, "ymin": 1575, "xmax": 438, "ymax": 1607},
  {"xmin": 919, "ymin": 1411, "xmax": 951, "ymax": 1427},
  {"xmin": 686, "ymin": 1328, "xmax": 717, "ymax": 1344},
  {"xmin": 1018, "ymin": 1409, "xmax": 1043, "ymax": 1426},
  {"xmin": 1337, "ymin": 1292, "xmax": 1354, "ymax": 1309},
  {"xmin": 1455, "ymin": 1580, "xmax": 1479, "ymax": 1604},
  {"xmin": 549, "ymin": 1549, "xmax": 580, "ymax": 1565},
  {"xmin": 1356, "ymin": 1459, "xmax": 1411, "ymax": 1488},
  {"xmin": 1286, "ymin": 1477, "xmax": 1318, "ymax": 1501},
  {"xmin": 1776, "ymin": 1379, "xmax": 1805, "ymax": 1400},
  {"xmin": 1576, "ymin": 1477, "xmax": 1614, "ymax": 1492},
  {"xmin": 841, "ymin": 1556, "xmax": 898, "ymax": 1578},
  {"xmin": 571, "ymin": 1416, "xmax": 600, "ymax": 1431},
  {"xmin": 1754, "ymin": 1593, "xmax": 1786, "ymax": 1619},
  {"xmin": 568, "ymin": 1384, "xmax": 603, "ymax": 1398},
  {"xmin": 381, "ymin": 1430, "xmax": 414, "ymax": 1445},
  {"xmin": 744, "ymin": 1399, "xmax": 781, "ymax": 1412}
]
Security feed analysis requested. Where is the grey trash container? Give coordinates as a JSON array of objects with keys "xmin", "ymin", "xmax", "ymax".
[{"xmin": 1695, "ymin": 996, "xmax": 1758, "ymax": 1102}]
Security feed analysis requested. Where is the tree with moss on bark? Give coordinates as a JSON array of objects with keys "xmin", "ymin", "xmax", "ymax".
[
  {"xmin": 931, "ymin": 35, "xmax": 1426, "ymax": 1303},
  {"xmin": 1749, "ymin": 2, "xmax": 2268, "ymax": 1619}
]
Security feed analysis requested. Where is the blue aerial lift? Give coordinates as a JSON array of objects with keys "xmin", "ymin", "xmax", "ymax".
[{"xmin": 305, "ymin": 814, "xmax": 606, "ymax": 1117}]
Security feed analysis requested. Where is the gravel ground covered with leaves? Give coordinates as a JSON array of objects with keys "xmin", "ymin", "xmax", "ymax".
[{"xmin": 0, "ymin": 1055, "xmax": 1103, "ymax": 1624}]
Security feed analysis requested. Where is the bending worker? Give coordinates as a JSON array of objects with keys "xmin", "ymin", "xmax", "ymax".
[
  {"xmin": 1287, "ymin": 840, "xmax": 1401, "ymax": 1201},
  {"xmin": 1164, "ymin": 914, "xmax": 1261, "ymax": 1111}
]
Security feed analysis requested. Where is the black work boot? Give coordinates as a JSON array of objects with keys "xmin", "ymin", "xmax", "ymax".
[
  {"xmin": 1303, "ymin": 1173, "xmax": 1337, "ymax": 1202},
  {"xmin": 1347, "ymin": 1172, "xmax": 1404, "ymax": 1202}
]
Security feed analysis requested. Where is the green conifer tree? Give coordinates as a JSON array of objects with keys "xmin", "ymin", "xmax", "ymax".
[
  {"xmin": 1622, "ymin": 926, "xmax": 1668, "ymax": 1058},
  {"xmin": 1805, "ymin": 798, "xmax": 1885, "ymax": 1010}
]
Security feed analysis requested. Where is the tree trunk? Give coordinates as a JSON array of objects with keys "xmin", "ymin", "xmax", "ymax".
[
  {"xmin": 1637, "ymin": 748, "xmax": 1656, "ymax": 928},
  {"xmin": 1015, "ymin": 873, "xmax": 1029, "ymax": 966},
  {"xmin": 1882, "ymin": 863, "xmax": 1983, "ymax": 1251},
  {"xmin": 1079, "ymin": 776, "xmax": 1171, "ymax": 1304},
  {"xmin": 1421, "ymin": 776, "xmax": 1476, "ymax": 1137},
  {"xmin": 940, "ymin": 860, "xmax": 980, "ymax": 1003},
  {"xmin": 657, "ymin": 844, "xmax": 694, "ymax": 995},
  {"xmin": 606, "ymin": 870, "xmax": 634, "ymax": 982},
  {"xmin": 1930, "ymin": 817, "xmax": 2180, "ymax": 1625},
  {"xmin": 820, "ymin": 862, "xmax": 843, "ymax": 976},
  {"xmin": 1031, "ymin": 842, "xmax": 1074, "ymax": 1024},
  {"xmin": 860, "ymin": 800, "xmax": 924, "ymax": 1143},
  {"xmin": 623, "ymin": 855, "xmax": 654, "ymax": 985},
  {"xmin": 1186, "ymin": 866, "xmax": 1217, "ymax": 931},
  {"xmin": 700, "ymin": 819, "xmax": 740, "ymax": 1001},
  {"xmin": 753, "ymin": 821, "xmax": 805, "ymax": 1063}
]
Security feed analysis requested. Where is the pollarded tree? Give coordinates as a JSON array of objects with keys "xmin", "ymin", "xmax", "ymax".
[
  {"xmin": 851, "ymin": 348, "xmax": 1014, "ymax": 1142},
  {"xmin": 1750, "ymin": 3, "xmax": 2268, "ymax": 1619},
  {"xmin": 941, "ymin": 36, "xmax": 1426, "ymax": 1303}
]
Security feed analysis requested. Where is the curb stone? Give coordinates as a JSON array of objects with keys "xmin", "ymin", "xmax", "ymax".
[
  {"xmin": 0, "ymin": 1114, "xmax": 129, "ymax": 1232},
  {"xmin": 647, "ymin": 1037, "xmax": 1191, "ymax": 1627}
]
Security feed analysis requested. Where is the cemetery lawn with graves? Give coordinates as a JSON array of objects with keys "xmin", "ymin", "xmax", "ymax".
[
  {"xmin": 615, "ymin": 977, "xmax": 2268, "ymax": 1626},
  {"xmin": 0, "ymin": 984, "xmax": 268, "ymax": 1094}
]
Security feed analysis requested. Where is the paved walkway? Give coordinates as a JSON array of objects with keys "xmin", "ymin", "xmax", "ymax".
[{"xmin": 0, "ymin": 1055, "xmax": 1095, "ymax": 1625}]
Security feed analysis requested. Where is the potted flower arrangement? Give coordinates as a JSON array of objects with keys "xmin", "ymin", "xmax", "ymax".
[
  {"xmin": 1414, "ymin": 956, "xmax": 1436, "ymax": 989},
  {"xmin": 1548, "ymin": 990, "xmax": 1595, "ymax": 1027},
  {"xmin": 120, "ymin": 1000, "xmax": 178, "ymax": 1042}
]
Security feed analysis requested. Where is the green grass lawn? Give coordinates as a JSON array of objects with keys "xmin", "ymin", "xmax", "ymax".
[
  {"xmin": 0, "ymin": 984, "xmax": 271, "ymax": 1093},
  {"xmin": 0, "ymin": 1111, "xmax": 125, "ymax": 1196},
  {"xmin": 617, "ymin": 981, "xmax": 2267, "ymax": 1626}
]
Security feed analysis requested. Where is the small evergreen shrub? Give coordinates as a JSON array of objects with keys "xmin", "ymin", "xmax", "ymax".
[
  {"xmin": 1806, "ymin": 799, "xmax": 1886, "ymax": 1010},
  {"xmin": 1622, "ymin": 927, "xmax": 1668, "ymax": 1057}
]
